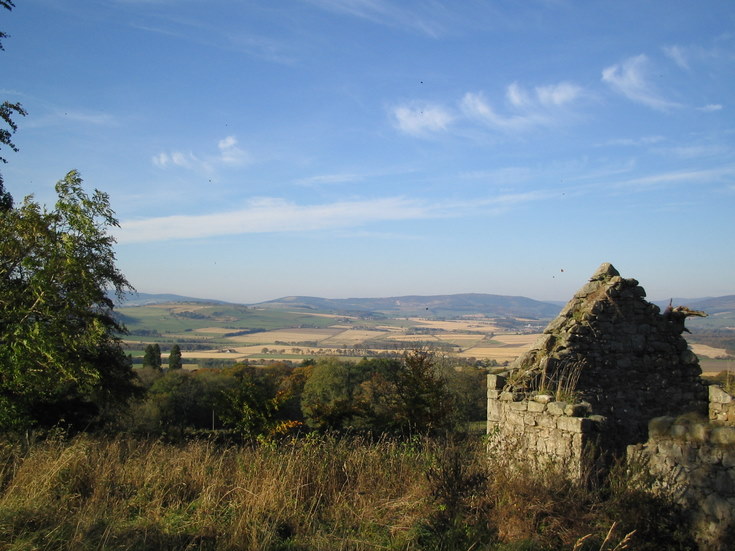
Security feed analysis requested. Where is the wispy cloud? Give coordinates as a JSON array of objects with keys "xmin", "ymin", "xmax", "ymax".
[
  {"xmin": 608, "ymin": 166, "xmax": 735, "ymax": 190},
  {"xmin": 152, "ymin": 151, "xmax": 199, "ymax": 170},
  {"xmin": 26, "ymin": 109, "xmax": 118, "ymax": 129},
  {"xmin": 602, "ymin": 54, "xmax": 681, "ymax": 111},
  {"xmin": 663, "ymin": 45, "xmax": 689, "ymax": 69},
  {"xmin": 217, "ymin": 136, "xmax": 250, "ymax": 165},
  {"xmin": 653, "ymin": 144, "xmax": 731, "ymax": 160},
  {"xmin": 393, "ymin": 80, "xmax": 583, "ymax": 137},
  {"xmin": 117, "ymin": 189, "xmax": 552, "ymax": 244},
  {"xmin": 461, "ymin": 91, "xmax": 548, "ymax": 132},
  {"xmin": 602, "ymin": 135, "xmax": 665, "ymax": 147},
  {"xmin": 392, "ymin": 103, "xmax": 454, "ymax": 136},
  {"xmin": 152, "ymin": 135, "xmax": 250, "ymax": 171},
  {"xmin": 117, "ymin": 196, "xmax": 433, "ymax": 243},
  {"xmin": 303, "ymin": 0, "xmax": 446, "ymax": 37},
  {"xmin": 294, "ymin": 173, "xmax": 361, "ymax": 186},
  {"xmin": 698, "ymin": 104, "xmax": 723, "ymax": 112}
]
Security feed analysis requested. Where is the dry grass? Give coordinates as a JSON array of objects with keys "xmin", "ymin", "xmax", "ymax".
[
  {"xmin": 0, "ymin": 434, "xmax": 692, "ymax": 551},
  {"xmin": 0, "ymin": 435, "xmax": 432, "ymax": 550}
]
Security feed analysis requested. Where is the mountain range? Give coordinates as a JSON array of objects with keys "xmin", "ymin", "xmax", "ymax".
[{"xmin": 116, "ymin": 292, "xmax": 735, "ymax": 321}]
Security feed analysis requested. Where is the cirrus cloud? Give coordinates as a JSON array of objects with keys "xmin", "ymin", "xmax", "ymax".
[{"xmin": 602, "ymin": 54, "xmax": 681, "ymax": 111}]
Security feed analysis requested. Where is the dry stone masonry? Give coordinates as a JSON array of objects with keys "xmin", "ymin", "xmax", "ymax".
[{"xmin": 487, "ymin": 262, "xmax": 734, "ymax": 550}]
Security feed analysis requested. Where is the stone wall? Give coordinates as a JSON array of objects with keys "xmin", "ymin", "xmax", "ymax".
[
  {"xmin": 709, "ymin": 384, "xmax": 735, "ymax": 424},
  {"xmin": 486, "ymin": 374, "xmax": 605, "ymax": 477},
  {"xmin": 627, "ymin": 400, "xmax": 735, "ymax": 551}
]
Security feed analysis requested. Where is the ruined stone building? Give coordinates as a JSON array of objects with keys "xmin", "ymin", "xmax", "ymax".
[{"xmin": 487, "ymin": 263, "xmax": 734, "ymax": 550}]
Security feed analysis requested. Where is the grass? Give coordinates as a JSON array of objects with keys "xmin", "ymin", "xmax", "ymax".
[{"xmin": 0, "ymin": 433, "xmax": 694, "ymax": 551}]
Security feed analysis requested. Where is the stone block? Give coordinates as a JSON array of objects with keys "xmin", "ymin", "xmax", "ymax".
[
  {"xmin": 487, "ymin": 390, "xmax": 501, "ymax": 400},
  {"xmin": 500, "ymin": 391, "xmax": 515, "ymax": 402},
  {"xmin": 537, "ymin": 414, "xmax": 556, "ymax": 428},
  {"xmin": 557, "ymin": 416, "xmax": 590, "ymax": 433},
  {"xmin": 710, "ymin": 385, "xmax": 733, "ymax": 404},
  {"xmin": 533, "ymin": 394, "xmax": 553, "ymax": 404},
  {"xmin": 488, "ymin": 399, "xmax": 503, "ymax": 420},
  {"xmin": 507, "ymin": 413, "xmax": 525, "ymax": 426},
  {"xmin": 548, "ymin": 401, "xmax": 567, "ymax": 416},
  {"xmin": 509, "ymin": 401, "xmax": 528, "ymax": 411},
  {"xmin": 528, "ymin": 400, "xmax": 547, "ymax": 413}
]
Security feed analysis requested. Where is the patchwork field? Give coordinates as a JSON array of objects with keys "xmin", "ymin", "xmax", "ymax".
[
  {"xmin": 118, "ymin": 302, "xmax": 540, "ymax": 366},
  {"xmin": 118, "ymin": 301, "xmax": 730, "ymax": 369}
]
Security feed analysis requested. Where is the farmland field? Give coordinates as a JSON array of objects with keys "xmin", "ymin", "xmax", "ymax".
[
  {"xmin": 117, "ymin": 301, "xmax": 541, "ymax": 366},
  {"xmin": 117, "ymin": 300, "xmax": 729, "ymax": 369}
]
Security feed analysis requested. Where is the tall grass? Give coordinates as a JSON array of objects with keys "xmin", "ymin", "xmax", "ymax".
[{"xmin": 0, "ymin": 434, "xmax": 693, "ymax": 550}]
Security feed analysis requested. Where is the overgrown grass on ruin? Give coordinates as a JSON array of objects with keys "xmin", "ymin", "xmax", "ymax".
[{"xmin": 0, "ymin": 434, "xmax": 693, "ymax": 551}]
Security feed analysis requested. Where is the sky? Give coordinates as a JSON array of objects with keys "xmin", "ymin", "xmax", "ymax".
[{"xmin": 2, "ymin": 0, "xmax": 734, "ymax": 304}]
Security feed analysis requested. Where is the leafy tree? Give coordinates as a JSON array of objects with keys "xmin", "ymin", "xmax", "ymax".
[
  {"xmin": 301, "ymin": 350, "xmax": 457, "ymax": 436},
  {"xmin": 0, "ymin": 170, "xmax": 138, "ymax": 430},
  {"xmin": 145, "ymin": 371, "xmax": 202, "ymax": 436},
  {"xmin": 301, "ymin": 358, "xmax": 367, "ymax": 431},
  {"xmin": 1, "ymin": 1, "xmax": 27, "ymax": 210},
  {"xmin": 391, "ymin": 348, "xmax": 455, "ymax": 434},
  {"xmin": 142, "ymin": 343, "xmax": 162, "ymax": 370},
  {"xmin": 168, "ymin": 344, "xmax": 182, "ymax": 370},
  {"xmin": 128, "ymin": 369, "xmax": 234, "ymax": 435},
  {"xmin": 220, "ymin": 365, "xmax": 291, "ymax": 441}
]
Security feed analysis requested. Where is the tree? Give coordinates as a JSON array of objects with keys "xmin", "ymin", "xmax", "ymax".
[
  {"xmin": 300, "ymin": 350, "xmax": 457, "ymax": 436},
  {"xmin": 0, "ymin": 170, "xmax": 138, "ymax": 430},
  {"xmin": 168, "ymin": 344, "xmax": 183, "ymax": 370},
  {"xmin": 143, "ymin": 343, "xmax": 162, "ymax": 370},
  {"xmin": 220, "ymin": 365, "xmax": 291, "ymax": 441},
  {"xmin": 1, "ymin": 1, "xmax": 27, "ymax": 210},
  {"xmin": 301, "ymin": 358, "xmax": 367, "ymax": 431}
]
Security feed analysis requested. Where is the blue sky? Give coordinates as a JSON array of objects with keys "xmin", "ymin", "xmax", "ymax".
[{"xmin": 2, "ymin": 0, "xmax": 734, "ymax": 303}]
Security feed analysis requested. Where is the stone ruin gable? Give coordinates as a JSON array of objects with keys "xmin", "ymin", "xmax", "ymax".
[{"xmin": 500, "ymin": 262, "xmax": 708, "ymax": 454}]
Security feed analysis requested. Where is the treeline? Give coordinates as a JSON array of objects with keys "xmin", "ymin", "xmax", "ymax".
[{"xmin": 123, "ymin": 349, "xmax": 488, "ymax": 441}]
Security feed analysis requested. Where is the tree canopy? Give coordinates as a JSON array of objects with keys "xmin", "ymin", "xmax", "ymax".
[
  {"xmin": 1, "ymin": 0, "xmax": 26, "ymax": 209},
  {"xmin": 0, "ymin": 170, "xmax": 138, "ymax": 429}
]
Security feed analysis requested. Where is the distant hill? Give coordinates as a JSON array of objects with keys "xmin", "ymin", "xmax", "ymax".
[
  {"xmin": 253, "ymin": 293, "xmax": 563, "ymax": 319},
  {"xmin": 653, "ymin": 296, "xmax": 735, "ymax": 315},
  {"xmin": 115, "ymin": 291, "xmax": 735, "ymax": 325},
  {"xmin": 114, "ymin": 292, "xmax": 231, "ymax": 307}
]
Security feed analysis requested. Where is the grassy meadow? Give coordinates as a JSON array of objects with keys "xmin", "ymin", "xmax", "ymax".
[{"xmin": 0, "ymin": 433, "xmax": 694, "ymax": 551}]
